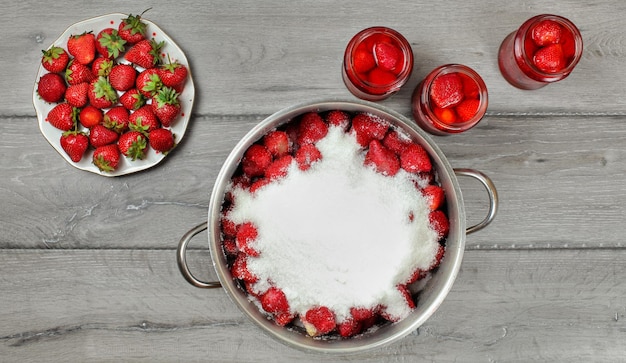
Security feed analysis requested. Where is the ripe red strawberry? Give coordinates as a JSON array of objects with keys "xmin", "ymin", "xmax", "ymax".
[
  {"xmin": 118, "ymin": 130, "xmax": 147, "ymax": 160},
  {"xmin": 124, "ymin": 38, "xmax": 164, "ymax": 69},
  {"xmin": 88, "ymin": 76, "xmax": 118, "ymax": 109},
  {"xmin": 151, "ymin": 86, "xmax": 181, "ymax": 127},
  {"xmin": 222, "ymin": 237, "xmax": 238, "ymax": 257},
  {"xmin": 41, "ymin": 46, "xmax": 69, "ymax": 73},
  {"xmin": 242, "ymin": 144, "xmax": 272, "ymax": 177},
  {"xmin": 65, "ymin": 59, "xmax": 95, "ymax": 85},
  {"xmin": 430, "ymin": 73, "xmax": 464, "ymax": 109},
  {"xmin": 60, "ymin": 130, "xmax": 89, "ymax": 162},
  {"xmin": 95, "ymin": 28, "xmax": 127, "ymax": 59},
  {"xmin": 129, "ymin": 105, "xmax": 160, "ymax": 134},
  {"xmin": 47, "ymin": 103, "xmax": 77, "ymax": 131},
  {"xmin": 455, "ymin": 98, "xmax": 480, "ymax": 122},
  {"xmin": 91, "ymin": 57, "xmax": 114, "ymax": 77},
  {"xmin": 422, "ymin": 184, "xmax": 445, "ymax": 211},
  {"xmin": 351, "ymin": 113, "xmax": 388, "ymax": 147},
  {"xmin": 531, "ymin": 19, "xmax": 562, "ymax": 46},
  {"xmin": 400, "ymin": 143, "xmax": 432, "ymax": 173},
  {"xmin": 67, "ymin": 31, "xmax": 96, "ymax": 65},
  {"xmin": 148, "ymin": 128, "xmax": 176, "ymax": 154},
  {"xmin": 367, "ymin": 67, "xmax": 396, "ymax": 86},
  {"xmin": 353, "ymin": 48, "xmax": 376, "ymax": 74},
  {"xmin": 260, "ymin": 286, "xmax": 290, "ymax": 315},
  {"xmin": 350, "ymin": 306, "xmax": 376, "ymax": 323},
  {"xmin": 429, "ymin": 210, "xmax": 450, "ymax": 240},
  {"xmin": 295, "ymin": 143, "xmax": 322, "ymax": 171},
  {"xmin": 249, "ymin": 178, "xmax": 272, "ymax": 194},
  {"xmin": 64, "ymin": 82, "xmax": 89, "ymax": 107},
  {"xmin": 158, "ymin": 56, "xmax": 188, "ymax": 88},
  {"xmin": 109, "ymin": 63, "xmax": 137, "ymax": 91},
  {"xmin": 337, "ymin": 317, "xmax": 361, "ymax": 338},
  {"xmin": 460, "ymin": 73, "xmax": 480, "ymax": 99},
  {"xmin": 103, "ymin": 106, "xmax": 130, "ymax": 133},
  {"xmin": 119, "ymin": 88, "xmax": 146, "ymax": 111},
  {"xmin": 382, "ymin": 129, "xmax": 410, "ymax": 154},
  {"xmin": 37, "ymin": 73, "xmax": 66, "ymax": 103},
  {"xmin": 325, "ymin": 110, "xmax": 350, "ymax": 130},
  {"xmin": 373, "ymin": 41, "xmax": 401, "ymax": 71},
  {"xmin": 231, "ymin": 253, "xmax": 259, "ymax": 283},
  {"xmin": 79, "ymin": 105, "xmax": 103, "ymax": 128},
  {"xmin": 118, "ymin": 11, "xmax": 149, "ymax": 44},
  {"xmin": 397, "ymin": 284, "xmax": 416, "ymax": 309},
  {"xmin": 236, "ymin": 222, "xmax": 260, "ymax": 257},
  {"xmin": 303, "ymin": 306, "xmax": 336, "ymax": 336},
  {"xmin": 92, "ymin": 144, "xmax": 120, "ymax": 172},
  {"xmin": 433, "ymin": 107, "xmax": 458, "ymax": 125},
  {"xmin": 265, "ymin": 155, "xmax": 293, "ymax": 180},
  {"xmin": 89, "ymin": 124, "xmax": 119, "ymax": 148},
  {"xmin": 136, "ymin": 68, "xmax": 162, "ymax": 98},
  {"xmin": 533, "ymin": 43, "xmax": 565, "ymax": 73},
  {"xmin": 262, "ymin": 130, "xmax": 291, "ymax": 158},
  {"xmin": 364, "ymin": 139, "xmax": 400, "ymax": 176},
  {"xmin": 296, "ymin": 112, "xmax": 328, "ymax": 145}
]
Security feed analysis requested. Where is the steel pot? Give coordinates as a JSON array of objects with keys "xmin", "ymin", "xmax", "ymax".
[{"xmin": 177, "ymin": 99, "xmax": 498, "ymax": 354}]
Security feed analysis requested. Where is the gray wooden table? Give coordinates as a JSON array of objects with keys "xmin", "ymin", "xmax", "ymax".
[{"xmin": 2, "ymin": 1, "xmax": 625, "ymax": 362}]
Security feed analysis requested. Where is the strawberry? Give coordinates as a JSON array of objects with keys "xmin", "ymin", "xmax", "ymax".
[
  {"xmin": 151, "ymin": 86, "xmax": 181, "ymax": 127},
  {"xmin": 118, "ymin": 10, "xmax": 149, "ymax": 44},
  {"xmin": 103, "ymin": 106, "xmax": 130, "ymax": 133},
  {"xmin": 531, "ymin": 19, "xmax": 562, "ymax": 47},
  {"xmin": 422, "ymin": 184, "xmax": 445, "ymax": 211},
  {"xmin": 65, "ymin": 59, "xmax": 95, "ymax": 85},
  {"xmin": 353, "ymin": 48, "xmax": 376, "ymax": 74},
  {"xmin": 88, "ymin": 76, "xmax": 118, "ymax": 109},
  {"xmin": 429, "ymin": 243, "xmax": 446, "ymax": 270},
  {"xmin": 67, "ymin": 31, "xmax": 96, "ymax": 65},
  {"xmin": 533, "ymin": 43, "xmax": 565, "ymax": 73},
  {"xmin": 89, "ymin": 124, "xmax": 119, "ymax": 148},
  {"xmin": 124, "ymin": 38, "xmax": 164, "ymax": 69},
  {"xmin": 47, "ymin": 103, "xmax": 77, "ymax": 131},
  {"xmin": 337, "ymin": 318, "xmax": 361, "ymax": 338},
  {"xmin": 92, "ymin": 144, "xmax": 120, "ymax": 172},
  {"xmin": 430, "ymin": 73, "xmax": 464, "ymax": 109},
  {"xmin": 60, "ymin": 130, "xmax": 89, "ymax": 162},
  {"xmin": 400, "ymin": 143, "xmax": 432, "ymax": 173},
  {"xmin": 41, "ymin": 46, "xmax": 69, "ymax": 73},
  {"xmin": 324, "ymin": 110, "xmax": 351, "ymax": 130},
  {"xmin": 303, "ymin": 306, "xmax": 336, "ymax": 336},
  {"xmin": 79, "ymin": 105, "xmax": 103, "ymax": 128},
  {"xmin": 241, "ymin": 144, "xmax": 272, "ymax": 177},
  {"xmin": 351, "ymin": 113, "xmax": 388, "ymax": 147},
  {"xmin": 129, "ymin": 105, "xmax": 160, "ymax": 135},
  {"xmin": 364, "ymin": 139, "xmax": 400, "ymax": 176},
  {"xmin": 158, "ymin": 55, "xmax": 188, "ymax": 88},
  {"xmin": 64, "ymin": 82, "xmax": 89, "ymax": 108},
  {"xmin": 259, "ymin": 287, "xmax": 290, "ymax": 316},
  {"xmin": 429, "ymin": 210, "xmax": 450, "ymax": 240},
  {"xmin": 460, "ymin": 73, "xmax": 480, "ymax": 99},
  {"xmin": 222, "ymin": 237, "xmax": 238, "ymax": 257},
  {"xmin": 91, "ymin": 57, "xmax": 114, "ymax": 77},
  {"xmin": 231, "ymin": 253, "xmax": 258, "ymax": 283},
  {"xmin": 136, "ymin": 68, "xmax": 162, "ymax": 98},
  {"xmin": 455, "ymin": 98, "xmax": 480, "ymax": 122},
  {"xmin": 249, "ymin": 178, "xmax": 272, "ymax": 194},
  {"xmin": 148, "ymin": 128, "xmax": 176, "ymax": 154},
  {"xmin": 95, "ymin": 28, "xmax": 126, "ymax": 59},
  {"xmin": 433, "ymin": 106, "xmax": 458, "ymax": 125},
  {"xmin": 236, "ymin": 222, "xmax": 260, "ymax": 257},
  {"xmin": 37, "ymin": 73, "xmax": 66, "ymax": 103},
  {"xmin": 296, "ymin": 112, "xmax": 328, "ymax": 145},
  {"xmin": 382, "ymin": 129, "xmax": 410, "ymax": 154},
  {"xmin": 373, "ymin": 41, "xmax": 401, "ymax": 71},
  {"xmin": 350, "ymin": 306, "xmax": 376, "ymax": 323},
  {"xmin": 264, "ymin": 155, "xmax": 293, "ymax": 180},
  {"xmin": 262, "ymin": 130, "xmax": 291, "ymax": 158},
  {"xmin": 397, "ymin": 284, "xmax": 416, "ymax": 309},
  {"xmin": 367, "ymin": 67, "xmax": 396, "ymax": 86},
  {"xmin": 294, "ymin": 143, "xmax": 322, "ymax": 171},
  {"xmin": 109, "ymin": 63, "xmax": 137, "ymax": 92},
  {"xmin": 118, "ymin": 130, "xmax": 147, "ymax": 160},
  {"xmin": 119, "ymin": 88, "xmax": 146, "ymax": 111}
]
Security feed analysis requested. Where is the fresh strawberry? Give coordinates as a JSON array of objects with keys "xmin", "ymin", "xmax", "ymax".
[
  {"xmin": 274, "ymin": 312, "xmax": 295, "ymax": 327},
  {"xmin": 351, "ymin": 113, "xmax": 388, "ymax": 147},
  {"xmin": 364, "ymin": 139, "xmax": 400, "ymax": 176},
  {"xmin": 135, "ymin": 68, "xmax": 162, "ymax": 98},
  {"xmin": 41, "ymin": 46, "xmax": 69, "ymax": 73},
  {"xmin": 430, "ymin": 73, "xmax": 464, "ymax": 109},
  {"xmin": 429, "ymin": 210, "xmax": 450, "ymax": 240},
  {"xmin": 242, "ymin": 144, "xmax": 272, "ymax": 177},
  {"xmin": 88, "ymin": 76, "xmax": 118, "ymax": 109},
  {"xmin": 422, "ymin": 184, "xmax": 445, "ymax": 211},
  {"xmin": 433, "ymin": 106, "xmax": 458, "ymax": 125},
  {"xmin": 236, "ymin": 222, "xmax": 260, "ymax": 257},
  {"xmin": 397, "ymin": 284, "xmax": 416, "ymax": 309},
  {"xmin": 531, "ymin": 19, "xmax": 562, "ymax": 47},
  {"xmin": 65, "ymin": 59, "xmax": 95, "ymax": 85},
  {"xmin": 95, "ymin": 28, "xmax": 127, "ymax": 59},
  {"xmin": 353, "ymin": 48, "xmax": 376, "ymax": 74},
  {"xmin": 118, "ymin": 130, "xmax": 147, "ymax": 160},
  {"xmin": 129, "ymin": 105, "xmax": 160, "ymax": 135},
  {"xmin": 337, "ymin": 318, "xmax": 361, "ymax": 338},
  {"xmin": 222, "ymin": 237, "xmax": 238, "ymax": 257},
  {"xmin": 89, "ymin": 124, "xmax": 119, "ymax": 148},
  {"xmin": 158, "ymin": 55, "xmax": 188, "ymax": 88},
  {"xmin": 367, "ymin": 67, "xmax": 396, "ymax": 86},
  {"xmin": 533, "ymin": 43, "xmax": 565, "ymax": 73},
  {"xmin": 382, "ymin": 129, "xmax": 410, "ymax": 154},
  {"xmin": 119, "ymin": 88, "xmax": 146, "ymax": 111},
  {"xmin": 118, "ymin": 10, "xmax": 149, "ymax": 44},
  {"xmin": 294, "ymin": 143, "xmax": 322, "ymax": 171},
  {"xmin": 91, "ymin": 57, "xmax": 114, "ymax": 77},
  {"xmin": 303, "ymin": 306, "xmax": 336, "ymax": 336},
  {"xmin": 400, "ymin": 143, "xmax": 432, "ymax": 173},
  {"xmin": 151, "ymin": 86, "xmax": 181, "ymax": 127},
  {"xmin": 60, "ymin": 130, "xmax": 89, "ymax": 162},
  {"xmin": 64, "ymin": 82, "xmax": 89, "ymax": 108},
  {"xmin": 124, "ymin": 38, "xmax": 164, "ymax": 69},
  {"xmin": 455, "ymin": 98, "xmax": 480, "ymax": 122},
  {"xmin": 350, "ymin": 306, "xmax": 376, "ymax": 323},
  {"xmin": 259, "ymin": 286, "xmax": 290, "ymax": 315},
  {"xmin": 296, "ymin": 112, "xmax": 328, "ymax": 145},
  {"xmin": 103, "ymin": 106, "xmax": 130, "ymax": 133},
  {"xmin": 373, "ymin": 41, "xmax": 401, "ymax": 71},
  {"xmin": 37, "ymin": 73, "xmax": 66, "ymax": 103},
  {"xmin": 92, "ymin": 144, "xmax": 120, "ymax": 172},
  {"xmin": 231, "ymin": 253, "xmax": 259, "ymax": 283},
  {"xmin": 262, "ymin": 130, "xmax": 291, "ymax": 158},
  {"xmin": 148, "ymin": 128, "xmax": 176, "ymax": 154},
  {"xmin": 79, "ymin": 105, "xmax": 103, "ymax": 128},
  {"xmin": 109, "ymin": 63, "xmax": 137, "ymax": 92},
  {"xmin": 46, "ymin": 103, "xmax": 77, "ymax": 131},
  {"xmin": 67, "ymin": 31, "xmax": 96, "ymax": 65},
  {"xmin": 249, "ymin": 178, "xmax": 272, "ymax": 194},
  {"xmin": 265, "ymin": 155, "xmax": 293, "ymax": 180}
]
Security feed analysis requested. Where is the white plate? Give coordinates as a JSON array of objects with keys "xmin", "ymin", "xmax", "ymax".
[{"xmin": 33, "ymin": 13, "xmax": 195, "ymax": 176}]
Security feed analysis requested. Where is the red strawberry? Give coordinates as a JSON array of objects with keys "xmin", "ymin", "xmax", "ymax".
[
  {"xmin": 37, "ymin": 73, "xmax": 66, "ymax": 103},
  {"xmin": 303, "ymin": 306, "xmax": 336, "ymax": 336},
  {"xmin": 236, "ymin": 222, "xmax": 260, "ymax": 257},
  {"xmin": 79, "ymin": 105, "xmax": 103, "ymax": 128},
  {"xmin": 367, "ymin": 67, "xmax": 396, "ymax": 86},
  {"xmin": 148, "ymin": 128, "xmax": 176, "ymax": 154},
  {"xmin": 294, "ymin": 143, "xmax": 322, "ymax": 171},
  {"xmin": 262, "ymin": 130, "xmax": 291, "ymax": 158},
  {"xmin": 337, "ymin": 318, "xmax": 361, "ymax": 338},
  {"xmin": 249, "ymin": 178, "xmax": 272, "ymax": 194},
  {"xmin": 382, "ymin": 129, "xmax": 410, "ymax": 154},
  {"xmin": 64, "ymin": 82, "xmax": 89, "ymax": 108},
  {"xmin": 151, "ymin": 87, "xmax": 181, "ymax": 127},
  {"xmin": 460, "ymin": 73, "xmax": 480, "ymax": 99},
  {"xmin": 350, "ymin": 306, "xmax": 376, "ymax": 323},
  {"xmin": 109, "ymin": 63, "xmax": 137, "ymax": 92},
  {"xmin": 373, "ymin": 41, "xmax": 401, "ymax": 71},
  {"xmin": 95, "ymin": 28, "xmax": 127, "ymax": 59},
  {"xmin": 533, "ymin": 43, "xmax": 565, "ymax": 73},
  {"xmin": 265, "ymin": 155, "xmax": 293, "ymax": 180},
  {"xmin": 429, "ymin": 210, "xmax": 450, "ymax": 240},
  {"xmin": 129, "ymin": 105, "xmax": 160, "ymax": 134},
  {"xmin": 353, "ymin": 48, "xmax": 376, "ymax": 74},
  {"xmin": 47, "ymin": 103, "xmax": 76, "ymax": 131},
  {"xmin": 351, "ymin": 113, "xmax": 388, "ymax": 147},
  {"xmin": 60, "ymin": 130, "xmax": 89, "ymax": 162},
  {"xmin": 88, "ymin": 76, "xmax": 118, "ymax": 109},
  {"xmin": 325, "ymin": 110, "xmax": 351, "ymax": 130},
  {"xmin": 433, "ymin": 107, "xmax": 458, "ymax": 125},
  {"xmin": 455, "ymin": 98, "xmax": 481, "ymax": 122},
  {"xmin": 103, "ymin": 106, "xmax": 130, "ymax": 133},
  {"xmin": 119, "ymin": 88, "xmax": 146, "ymax": 111},
  {"xmin": 89, "ymin": 124, "xmax": 119, "ymax": 148},
  {"xmin": 41, "ymin": 46, "xmax": 69, "ymax": 73},
  {"xmin": 91, "ymin": 57, "xmax": 114, "ymax": 77},
  {"xmin": 222, "ymin": 237, "xmax": 238, "ymax": 257},
  {"xmin": 118, "ymin": 130, "xmax": 147, "ymax": 160},
  {"xmin": 422, "ymin": 184, "xmax": 445, "ymax": 211},
  {"xmin": 92, "ymin": 144, "xmax": 120, "ymax": 172},
  {"xmin": 118, "ymin": 11, "xmax": 149, "ymax": 44},
  {"xmin": 65, "ymin": 59, "xmax": 95, "ymax": 85},
  {"xmin": 242, "ymin": 144, "xmax": 272, "ymax": 177},
  {"xmin": 136, "ymin": 68, "xmax": 162, "ymax": 98},
  {"xmin": 296, "ymin": 112, "xmax": 328, "ymax": 145},
  {"xmin": 67, "ymin": 31, "xmax": 96, "ymax": 65},
  {"xmin": 124, "ymin": 38, "xmax": 164, "ymax": 69},
  {"xmin": 397, "ymin": 284, "xmax": 416, "ymax": 309},
  {"xmin": 400, "ymin": 143, "xmax": 432, "ymax": 173},
  {"xmin": 531, "ymin": 19, "xmax": 562, "ymax": 47},
  {"xmin": 260, "ymin": 286, "xmax": 290, "ymax": 315},
  {"xmin": 364, "ymin": 139, "xmax": 400, "ymax": 176},
  {"xmin": 430, "ymin": 73, "xmax": 464, "ymax": 109},
  {"xmin": 158, "ymin": 55, "xmax": 188, "ymax": 88},
  {"xmin": 231, "ymin": 253, "xmax": 259, "ymax": 283}
]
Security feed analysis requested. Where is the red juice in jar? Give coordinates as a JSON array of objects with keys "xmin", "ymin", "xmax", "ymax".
[
  {"xmin": 498, "ymin": 14, "xmax": 583, "ymax": 90},
  {"xmin": 342, "ymin": 27, "xmax": 414, "ymax": 101},
  {"xmin": 411, "ymin": 64, "xmax": 488, "ymax": 135}
]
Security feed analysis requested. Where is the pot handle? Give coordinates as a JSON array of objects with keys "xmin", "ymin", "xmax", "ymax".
[
  {"xmin": 176, "ymin": 222, "xmax": 222, "ymax": 289},
  {"xmin": 453, "ymin": 168, "xmax": 498, "ymax": 234}
]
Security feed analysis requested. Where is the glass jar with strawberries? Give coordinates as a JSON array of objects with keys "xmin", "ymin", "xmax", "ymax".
[
  {"xmin": 411, "ymin": 64, "xmax": 488, "ymax": 135},
  {"xmin": 498, "ymin": 14, "xmax": 583, "ymax": 90},
  {"xmin": 342, "ymin": 27, "xmax": 414, "ymax": 101}
]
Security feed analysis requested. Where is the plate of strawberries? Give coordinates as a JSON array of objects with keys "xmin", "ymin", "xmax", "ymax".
[{"xmin": 33, "ymin": 11, "xmax": 194, "ymax": 176}]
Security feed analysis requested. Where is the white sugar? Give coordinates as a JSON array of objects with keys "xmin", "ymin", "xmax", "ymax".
[{"xmin": 227, "ymin": 126, "xmax": 439, "ymax": 322}]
